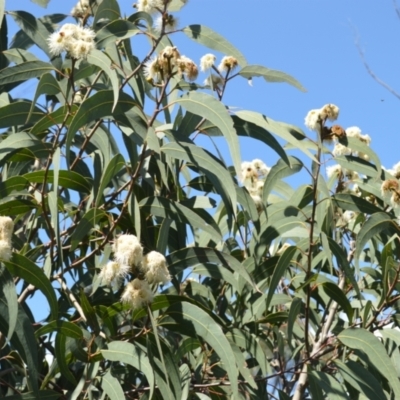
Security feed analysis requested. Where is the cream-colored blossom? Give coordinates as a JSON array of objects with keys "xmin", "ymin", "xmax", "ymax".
[
  {"xmin": 218, "ymin": 56, "xmax": 238, "ymax": 73},
  {"xmin": 177, "ymin": 56, "xmax": 198, "ymax": 81},
  {"xmin": 251, "ymin": 159, "xmax": 270, "ymax": 177},
  {"xmin": 240, "ymin": 161, "xmax": 257, "ymax": 187},
  {"xmin": 200, "ymin": 54, "xmax": 216, "ymax": 71},
  {"xmin": 304, "ymin": 109, "xmax": 321, "ymax": 131},
  {"xmin": 391, "ymin": 192, "xmax": 400, "ymax": 209},
  {"xmin": 112, "ymin": 234, "xmax": 143, "ymax": 268},
  {"xmin": 143, "ymin": 57, "xmax": 161, "ymax": 81},
  {"xmin": 47, "ymin": 24, "xmax": 95, "ymax": 59},
  {"xmin": 0, "ymin": 217, "xmax": 14, "ymax": 243},
  {"xmin": 332, "ymin": 143, "xmax": 351, "ymax": 157},
  {"xmin": 71, "ymin": 0, "xmax": 92, "ymax": 19},
  {"xmin": 142, "ymin": 251, "xmax": 171, "ymax": 285},
  {"xmin": 326, "ymin": 164, "xmax": 342, "ymax": 179},
  {"xmin": 99, "ymin": 261, "xmax": 131, "ymax": 285},
  {"xmin": 135, "ymin": 0, "xmax": 165, "ymax": 13},
  {"xmin": 381, "ymin": 179, "xmax": 399, "ymax": 197},
  {"xmin": 342, "ymin": 210, "xmax": 356, "ymax": 223},
  {"xmin": 0, "ymin": 240, "xmax": 11, "ymax": 261},
  {"xmin": 154, "ymin": 13, "xmax": 178, "ymax": 33},
  {"xmin": 320, "ymin": 104, "xmax": 339, "ymax": 121},
  {"xmin": 121, "ymin": 279, "xmax": 154, "ymax": 309},
  {"xmin": 345, "ymin": 126, "xmax": 362, "ymax": 139}
]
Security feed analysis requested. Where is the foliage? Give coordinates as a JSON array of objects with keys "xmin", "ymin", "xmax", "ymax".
[{"xmin": 0, "ymin": 0, "xmax": 400, "ymax": 399}]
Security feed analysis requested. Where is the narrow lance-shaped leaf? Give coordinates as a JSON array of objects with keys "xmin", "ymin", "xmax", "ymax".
[
  {"xmin": 266, "ymin": 246, "xmax": 297, "ymax": 310},
  {"xmin": 161, "ymin": 141, "xmax": 237, "ymax": 213},
  {"xmin": 87, "ymin": 49, "xmax": 120, "ymax": 112},
  {"xmin": 95, "ymin": 20, "xmax": 139, "ymax": 48},
  {"xmin": 3, "ymin": 253, "xmax": 58, "ymax": 321},
  {"xmin": 183, "ymin": 24, "xmax": 246, "ymax": 66},
  {"xmin": 9, "ymin": 11, "xmax": 52, "ymax": 56},
  {"xmin": 235, "ymin": 110, "xmax": 315, "ymax": 161},
  {"xmin": 102, "ymin": 341, "xmax": 155, "ymax": 398},
  {"xmin": 239, "ymin": 64, "xmax": 306, "ymax": 92},
  {"xmin": 140, "ymin": 196, "xmax": 222, "ymax": 244},
  {"xmin": 0, "ymin": 60, "xmax": 56, "ymax": 85},
  {"xmin": 338, "ymin": 328, "xmax": 400, "ymax": 397},
  {"xmin": 26, "ymin": 72, "xmax": 60, "ymax": 123},
  {"xmin": 160, "ymin": 301, "xmax": 240, "ymax": 398},
  {"xmin": 95, "ymin": 153, "xmax": 125, "ymax": 207},
  {"xmin": 354, "ymin": 212, "xmax": 399, "ymax": 271},
  {"xmin": 172, "ymin": 91, "xmax": 242, "ymax": 180}
]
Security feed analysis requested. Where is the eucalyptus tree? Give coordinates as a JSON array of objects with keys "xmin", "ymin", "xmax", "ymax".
[{"xmin": 0, "ymin": 1, "xmax": 400, "ymax": 399}]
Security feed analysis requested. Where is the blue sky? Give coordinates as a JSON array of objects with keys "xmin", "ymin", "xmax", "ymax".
[
  {"xmin": 11, "ymin": 0, "xmax": 400, "ymax": 170},
  {"xmin": 7, "ymin": 0, "xmax": 400, "ymax": 320}
]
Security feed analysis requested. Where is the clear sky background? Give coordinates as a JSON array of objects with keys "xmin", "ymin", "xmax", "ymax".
[{"xmin": 6, "ymin": 0, "xmax": 400, "ymax": 320}]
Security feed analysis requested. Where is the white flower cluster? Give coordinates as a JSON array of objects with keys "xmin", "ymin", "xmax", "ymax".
[
  {"xmin": 200, "ymin": 54, "xmax": 238, "ymax": 90},
  {"xmin": 99, "ymin": 234, "xmax": 171, "ymax": 310},
  {"xmin": 0, "ymin": 217, "xmax": 13, "ymax": 261},
  {"xmin": 154, "ymin": 13, "xmax": 178, "ymax": 33},
  {"xmin": 381, "ymin": 179, "xmax": 400, "ymax": 209},
  {"xmin": 240, "ymin": 159, "xmax": 270, "ymax": 210},
  {"xmin": 71, "ymin": 0, "xmax": 92, "ymax": 19},
  {"xmin": 332, "ymin": 126, "xmax": 372, "ymax": 160},
  {"xmin": 326, "ymin": 164, "xmax": 359, "ymax": 182},
  {"xmin": 305, "ymin": 104, "xmax": 340, "ymax": 131},
  {"xmin": 47, "ymin": 24, "xmax": 96, "ymax": 59},
  {"xmin": 383, "ymin": 161, "xmax": 400, "ymax": 179},
  {"xmin": 144, "ymin": 46, "xmax": 198, "ymax": 82},
  {"xmin": 135, "ymin": 0, "xmax": 167, "ymax": 13}
]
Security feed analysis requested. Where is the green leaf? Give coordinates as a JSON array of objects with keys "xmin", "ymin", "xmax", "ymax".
[
  {"xmin": 30, "ymin": 104, "xmax": 78, "ymax": 135},
  {"xmin": 183, "ymin": 24, "xmax": 246, "ymax": 66},
  {"xmin": 9, "ymin": 11, "xmax": 52, "ymax": 56},
  {"xmin": 172, "ymin": 92, "xmax": 242, "ymax": 179},
  {"xmin": 0, "ymin": 1, "xmax": 4, "ymax": 30},
  {"xmin": 309, "ymin": 371, "xmax": 350, "ymax": 400},
  {"xmin": 1, "ymin": 390, "xmax": 62, "ymax": 400},
  {"xmin": 333, "ymin": 193, "xmax": 382, "ymax": 215},
  {"xmin": 0, "ymin": 101, "xmax": 44, "ymax": 128},
  {"xmin": 235, "ymin": 110, "xmax": 315, "ymax": 161},
  {"xmin": 161, "ymin": 302, "xmax": 240, "ymax": 398},
  {"xmin": 95, "ymin": 20, "xmax": 139, "ymax": 48},
  {"xmin": 338, "ymin": 328, "xmax": 400, "ymax": 397},
  {"xmin": 102, "ymin": 341, "xmax": 155, "ymax": 399},
  {"xmin": 54, "ymin": 332, "xmax": 77, "ymax": 385},
  {"xmin": 140, "ymin": 196, "xmax": 222, "ymax": 243},
  {"xmin": 23, "ymin": 170, "xmax": 91, "ymax": 193},
  {"xmin": 266, "ymin": 246, "xmax": 297, "ymax": 310},
  {"xmin": 70, "ymin": 208, "xmax": 107, "ymax": 251},
  {"xmin": 67, "ymin": 90, "xmax": 139, "ymax": 164},
  {"xmin": 161, "ymin": 141, "xmax": 237, "ymax": 212},
  {"xmin": 239, "ymin": 64, "xmax": 306, "ymax": 92},
  {"xmin": 30, "ymin": 0, "xmax": 50, "ymax": 7},
  {"xmin": 0, "ymin": 266, "xmax": 18, "ymax": 339},
  {"xmin": 166, "ymin": 247, "xmax": 254, "ymax": 288},
  {"xmin": 262, "ymin": 156, "xmax": 303, "ymax": 200},
  {"xmin": 93, "ymin": 0, "xmax": 121, "ymax": 26},
  {"xmin": 321, "ymin": 282, "xmax": 353, "ymax": 322},
  {"xmin": 287, "ymin": 297, "xmax": 302, "ymax": 343},
  {"xmin": 308, "ymin": 372, "xmax": 325, "ymax": 400},
  {"xmin": 3, "ymin": 48, "xmax": 40, "ymax": 63},
  {"xmin": 101, "ymin": 370, "xmax": 125, "ymax": 400},
  {"xmin": 0, "ymin": 303, "xmax": 39, "ymax": 394},
  {"xmin": 3, "ymin": 253, "xmax": 58, "ymax": 321},
  {"xmin": 35, "ymin": 320, "xmax": 83, "ymax": 339},
  {"xmin": 0, "ymin": 199, "xmax": 37, "ymax": 215},
  {"xmin": 335, "ymin": 359, "xmax": 387, "ymax": 400},
  {"xmin": 354, "ymin": 212, "xmax": 399, "ymax": 270},
  {"xmin": 26, "ymin": 72, "xmax": 60, "ymax": 123},
  {"xmin": 232, "ymin": 115, "xmax": 290, "ymax": 166},
  {"xmin": 95, "ymin": 153, "xmax": 125, "ymax": 207},
  {"xmin": 87, "ymin": 49, "xmax": 120, "ymax": 112}
]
